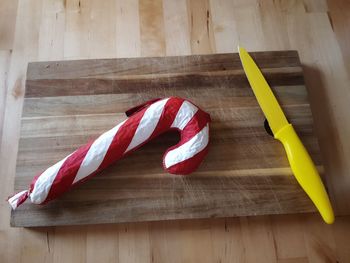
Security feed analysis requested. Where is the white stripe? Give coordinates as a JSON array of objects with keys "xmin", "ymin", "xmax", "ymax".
[
  {"xmin": 171, "ymin": 101, "xmax": 198, "ymax": 130},
  {"xmin": 30, "ymin": 154, "xmax": 72, "ymax": 204},
  {"xmin": 73, "ymin": 120, "xmax": 126, "ymax": 184},
  {"xmin": 125, "ymin": 98, "xmax": 169, "ymax": 152},
  {"xmin": 8, "ymin": 190, "xmax": 28, "ymax": 209},
  {"xmin": 164, "ymin": 124, "xmax": 209, "ymax": 168}
]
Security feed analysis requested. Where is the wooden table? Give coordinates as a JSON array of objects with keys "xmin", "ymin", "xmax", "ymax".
[{"xmin": 1, "ymin": 0, "xmax": 349, "ymax": 262}]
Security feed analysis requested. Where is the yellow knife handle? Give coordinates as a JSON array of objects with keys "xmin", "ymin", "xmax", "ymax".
[{"xmin": 275, "ymin": 124, "xmax": 335, "ymax": 224}]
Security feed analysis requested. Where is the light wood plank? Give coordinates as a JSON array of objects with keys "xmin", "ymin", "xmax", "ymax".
[
  {"xmin": 231, "ymin": 0, "xmax": 265, "ymax": 51},
  {"xmin": 0, "ymin": 0, "xmax": 18, "ymax": 49},
  {"xmin": 303, "ymin": 214, "xmax": 338, "ymax": 262},
  {"xmin": 115, "ymin": 0, "xmax": 141, "ymax": 58},
  {"xmin": 87, "ymin": 0, "xmax": 117, "ymax": 59},
  {"xmin": 258, "ymin": 0, "xmax": 291, "ymax": 50},
  {"xmin": 86, "ymin": 225, "xmax": 118, "ymax": 263},
  {"xmin": 0, "ymin": 51, "xmax": 11, "ymax": 149},
  {"xmin": 64, "ymin": 0, "xmax": 91, "ymax": 59},
  {"xmin": 149, "ymin": 221, "xmax": 183, "ymax": 263},
  {"xmin": 53, "ymin": 226, "xmax": 87, "ymax": 263},
  {"xmin": 188, "ymin": 0, "xmax": 215, "ymax": 54},
  {"xmin": 327, "ymin": 0, "xmax": 350, "ymax": 74},
  {"xmin": 163, "ymin": 0, "xmax": 191, "ymax": 56},
  {"xmin": 277, "ymin": 258, "xmax": 309, "ymax": 263},
  {"xmin": 210, "ymin": 218, "xmax": 245, "ymax": 262},
  {"xmin": 139, "ymin": 0, "xmax": 166, "ymax": 57},
  {"xmin": 271, "ymin": 215, "xmax": 307, "ymax": 260},
  {"xmin": 332, "ymin": 216, "xmax": 350, "ymax": 262},
  {"xmin": 240, "ymin": 216, "xmax": 277, "ymax": 263},
  {"xmin": 20, "ymin": 228, "xmax": 54, "ymax": 262},
  {"xmin": 209, "ymin": 0, "xmax": 238, "ymax": 53},
  {"xmin": 38, "ymin": 0, "xmax": 65, "ymax": 61},
  {"xmin": 303, "ymin": 0, "xmax": 328, "ymax": 12},
  {"xmin": 118, "ymin": 223, "xmax": 151, "ymax": 263}
]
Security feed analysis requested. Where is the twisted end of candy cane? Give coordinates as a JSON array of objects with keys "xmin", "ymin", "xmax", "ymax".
[{"xmin": 8, "ymin": 190, "xmax": 29, "ymax": 209}]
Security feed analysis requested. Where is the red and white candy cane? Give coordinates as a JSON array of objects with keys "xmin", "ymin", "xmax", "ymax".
[{"xmin": 8, "ymin": 97, "xmax": 211, "ymax": 209}]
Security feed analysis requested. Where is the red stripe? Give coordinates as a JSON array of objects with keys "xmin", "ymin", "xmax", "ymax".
[
  {"xmin": 44, "ymin": 141, "xmax": 94, "ymax": 203},
  {"xmin": 149, "ymin": 97, "xmax": 184, "ymax": 140},
  {"xmin": 160, "ymin": 107, "xmax": 210, "ymax": 175},
  {"xmin": 13, "ymin": 191, "xmax": 29, "ymax": 208},
  {"xmin": 177, "ymin": 110, "xmax": 210, "ymax": 146},
  {"xmin": 165, "ymin": 145, "xmax": 209, "ymax": 175},
  {"xmin": 98, "ymin": 107, "xmax": 147, "ymax": 170},
  {"xmin": 125, "ymin": 98, "xmax": 162, "ymax": 117},
  {"xmin": 29, "ymin": 173, "xmax": 42, "ymax": 194}
]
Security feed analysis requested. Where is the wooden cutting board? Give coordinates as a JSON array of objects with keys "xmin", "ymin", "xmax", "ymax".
[{"xmin": 11, "ymin": 51, "xmax": 324, "ymax": 227}]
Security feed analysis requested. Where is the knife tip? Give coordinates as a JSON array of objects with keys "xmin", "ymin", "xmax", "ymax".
[{"xmin": 237, "ymin": 45, "xmax": 246, "ymax": 54}]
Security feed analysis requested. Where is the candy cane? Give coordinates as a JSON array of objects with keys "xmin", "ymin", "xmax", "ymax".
[{"xmin": 8, "ymin": 97, "xmax": 211, "ymax": 209}]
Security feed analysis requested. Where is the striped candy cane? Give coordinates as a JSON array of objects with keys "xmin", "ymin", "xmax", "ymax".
[{"xmin": 8, "ymin": 97, "xmax": 211, "ymax": 209}]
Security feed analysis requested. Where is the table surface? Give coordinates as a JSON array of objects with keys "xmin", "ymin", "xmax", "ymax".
[{"xmin": 1, "ymin": 0, "xmax": 349, "ymax": 262}]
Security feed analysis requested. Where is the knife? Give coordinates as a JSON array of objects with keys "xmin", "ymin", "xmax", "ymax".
[{"xmin": 238, "ymin": 46, "xmax": 334, "ymax": 224}]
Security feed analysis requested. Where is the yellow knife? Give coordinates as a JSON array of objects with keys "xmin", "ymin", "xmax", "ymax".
[{"xmin": 238, "ymin": 46, "xmax": 334, "ymax": 224}]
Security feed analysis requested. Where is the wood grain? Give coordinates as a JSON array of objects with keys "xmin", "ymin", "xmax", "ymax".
[
  {"xmin": 0, "ymin": 0, "xmax": 18, "ymax": 50},
  {"xmin": 328, "ymin": 0, "xmax": 350, "ymax": 75},
  {"xmin": 0, "ymin": 51, "xmax": 11, "ymax": 149},
  {"xmin": 11, "ymin": 51, "xmax": 323, "ymax": 227},
  {"xmin": 1, "ymin": 0, "xmax": 350, "ymax": 262}
]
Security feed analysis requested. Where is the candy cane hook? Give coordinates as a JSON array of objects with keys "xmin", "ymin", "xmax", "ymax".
[{"xmin": 8, "ymin": 97, "xmax": 211, "ymax": 209}]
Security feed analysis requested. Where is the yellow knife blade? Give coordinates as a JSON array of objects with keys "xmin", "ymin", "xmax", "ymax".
[
  {"xmin": 238, "ymin": 46, "xmax": 335, "ymax": 224},
  {"xmin": 238, "ymin": 46, "xmax": 288, "ymax": 134}
]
